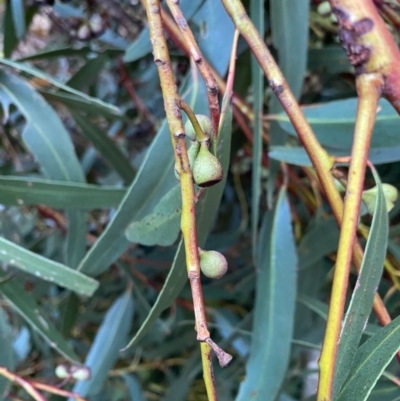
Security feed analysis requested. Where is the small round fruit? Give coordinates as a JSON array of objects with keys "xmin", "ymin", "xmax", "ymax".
[
  {"xmin": 89, "ymin": 14, "xmax": 105, "ymax": 37},
  {"xmin": 192, "ymin": 142, "xmax": 223, "ymax": 187},
  {"xmin": 199, "ymin": 249, "xmax": 228, "ymax": 279},
  {"xmin": 184, "ymin": 114, "xmax": 212, "ymax": 141},
  {"xmin": 77, "ymin": 24, "xmax": 91, "ymax": 41},
  {"xmin": 55, "ymin": 364, "xmax": 69, "ymax": 379},
  {"xmin": 70, "ymin": 365, "xmax": 91, "ymax": 381}
]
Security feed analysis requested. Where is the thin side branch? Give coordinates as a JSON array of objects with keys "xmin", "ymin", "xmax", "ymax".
[
  {"xmin": 165, "ymin": 0, "xmax": 220, "ymax": 136},
  {"xmin": 0, "ymin": 367, "xmax": 47, "ymax": 401}
]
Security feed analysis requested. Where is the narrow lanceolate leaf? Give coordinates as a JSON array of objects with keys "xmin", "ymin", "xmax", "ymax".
[
  {"xmin": 0, "ymin": 71, "xmax": 84, "ymax": 182},
  {"xmin": 250, "ymin": 0, "xmax": 264, "ymax": 264},
  {"xmin": 0, "ymin": 275, "xmax": 80, "ymax": 362},
  {"xmin": 269, "ymin": 145, "xmax": 400, "ymax": 166},
  {"xmin": 40, "ymin": 90, "xmax": 126, "ymax": 120},
  {"xmin": 3, "ymin": 2, "xmax": 18, "ymax": 58},
  {"xmin": 333, "ymin": 168, "xmax": 388, "ymax": 397},
  {"xmin": 0, "ymin": 236, "xmax": 98, "ymax": 296},
  {"xmin": 0, "ymin": 176, "xmax": 125, "ymax": 209},
  {"xmin": 66, "ymin": 54, "xmax": 108, "ymax": 90},
  {"xmin": 126, "ymin": 184, "xmax": 181, "ymax": 246},
  {"xmin": 298, "ymin": 217, "xmax": 340, "ymax": 270},
  {"xmin": 123, "ymin": 94, "xmax": 233, "ymax": 350},
  {"xmin": 276, "ymin": 98, "xmax": 400, "ymax": 151},
  {"xmin": 0, "ymin": 67, "xmax": 86, "ymax": 285},
  {"xmin": 10, "ymin": 0, "xmax": 25, "ymax": 39},
  {"xmin": 0, "ymin": 307, "xmax": 15, "ymax": 398},
  {"xmin": 297, "ymin": 295, "xmax": 380, "ymax": 338},
  {"xmin": 123, "ymin": 27, "xmax": 152, "ymax": 63},
  {"xmin": 0, "ymin": 58, "xmax": 122, "ymax": 117},
  {"xmin": 70, "ymin": 110, "xmax": 135, "ymax": 184},
  {"xmin": 0, "ymin": 69, "xmax": 87, "ymax": 273},
  {"xmin": 78, "ymin": 74, "xmax": 208, "ymax": 276},
  {"xmin": 123, "ymin": 374, "xmax": 144, "ymax": 401},
  {"xmin": 337, "ymin": 315, "xmax": 400, "ymax": 401},
  {"xmin": 267, "ymin": 0, "xmax": 309, "ymax": 206},
  {"xmin": 236, "ymin": 188, "xmax": 297, "ymax": 401},
  {"xmin": 72, "ymin": 290, "xmax": 134, "ymax": 398}
]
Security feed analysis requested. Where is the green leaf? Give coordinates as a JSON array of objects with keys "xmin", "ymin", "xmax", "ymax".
[
  {"xmin": 123, "ymin": 375, "xmax": 144, "ymax": 401},
  {"xmin": 72, "ymin": 289, "xmax": 134, "ymax": 398},
  {"xmin": 0, "ymin": 307, "xmax": 15, "ymax": 398},
  {"xmin": 276, "ymin": 98, "xmax": 400, "ymax": 151},
  {"xmin": 123, "ymin": 241, "xmax": 186, "ymax": 349},
  {"xmin": 297, "ymin": 295, "xmax": 380, "ymax": 337},
  {"xmin": 307, "ymin": 46, "xmax": 351, "ymax": 74},
  {"xmin": 123, "ymin": 91, "xmax": 233, "ymax": 349},
  {"xmin": 18, "ymin": 46, "xmax": 93, "ymax": 61},
  {"xmin": 250, "ymin": 0, "xmax": 264, "ymax": 263},
  {"xmin": 0, "ymin": 175, "xmax": 125, "ymax": 209},
  {"xmin": 267, "ymin": 0, "xmax": 309, "ymax": 205},
  {"xmin": 78, "ymin": 73, "xmax": 208, "ymax": 276},
  {"xmin": 10, "ymin": 0, "xmax": 25, "ymax": 39},
  {"xmin": 124, "ymin": 0, "xmax": 204, "ymax": 63},
  {"xmin": 70, "ymin": 110, "xmax": 135, "ymax": 183},
  {"xmin": 334, "ymin": 168, "xmax": 388, "ymax": 397},
  {"xmin": 278, "ymin": 394, "xmax": 297, "ymax": 401},
  {"xmin": 0, "ymin": 70, "xmax": 84, "ymax": 182},
  {"xmin": 0, "ymin": 58, "xmax": 122, "ymax": 117},
  {"xmin": 367, "ymin": 381, "xmax": 400, "ymax": 401},
  {"xmin": 269, "ymin": 145, "xmax": 400, "ymax": 166},
  {"xmin": 123, "ymin": 28, "xmax": 152, "ymax": 63},
  {"xmin": 40, "ymin": 89, "xmax": 125, "ymax": 120},
  {"xmin": 66, "ymin": 54, "xmax": 108, "ymax": 90},
  {"xmin": 161, "ymin": 349, "xmax": 202, "ymax": 401},
  {"xmin": 270, "ymin": 0, "xmax": 309, "ymax": 101},
  {"xmin": 65, "ymin": 210, "xmax": 86, "ymax": 269},
  {"xmin": 126, "ymin": 184, "xmax": 181, "ymax": 246},
  {"xmin": 336, "ymin": 315, "xmax": 400, "ymax": 401},
  {"xmin": 236, "ymin": 188, "xmax": 298, "ymax": 401},
  {"xmin": 0, "ymin": 69, "xmax": 88, "ymax": 271},
  {"xmin": 298, "ymin": 216, "xmax": 340, "ymax": 270},
  {"xmin": 0, "ymin": 236, "xmax": 98, "ymax": 296},
  {"xmin": 0, "ymin": 276, "xmax": 80, "ymax": 362},
  {"xmin": 192, "ymin": 0, "xmax": 235, "ymax": 76},
  {"xmin": 3, "ymin": 1, "xmax": 18, "ymax": 58}
]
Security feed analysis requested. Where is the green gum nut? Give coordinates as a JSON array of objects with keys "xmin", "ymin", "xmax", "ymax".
[
  {"xmin": 192, "ymin": 142, "xmax": 223, "ymax": 187},
  {"xmin": 184, "ymin": 114, "xmax": 212, "ymax": 141},
  {"xmin": 199, "ymin": 249, "xmax": 228, "ymax": 279}
]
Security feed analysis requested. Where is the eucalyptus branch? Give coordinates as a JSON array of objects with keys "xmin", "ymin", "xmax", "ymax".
[
  {"xmin": 165, "ymin": 0, "xmax": 220, "ymax": 136},
  {"xmin": 144, "ymin": 2, "xmax": 232, "ymax": 396},
  {"xmin": 318, "ymin": 73, "xmax": 383, "ymax": 401}
]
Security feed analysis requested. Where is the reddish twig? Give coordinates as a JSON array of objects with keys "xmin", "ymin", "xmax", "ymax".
[
  {"xmin": 165, "ymin": 0, "xmax": 220, "ymax": 136},
  {"xmin": 117, "ymin": 57, "xmax": 157, "ymax": 130}
]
